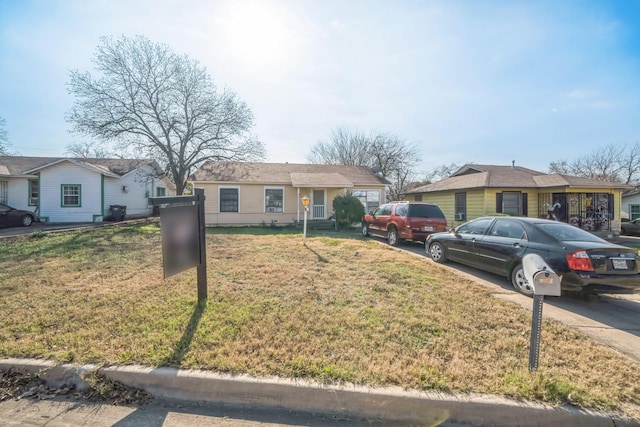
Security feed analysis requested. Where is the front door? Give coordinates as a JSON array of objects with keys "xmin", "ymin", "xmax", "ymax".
[{"xmin": 312, "ymin": 190, "xmax": 325, "ymax": 219}]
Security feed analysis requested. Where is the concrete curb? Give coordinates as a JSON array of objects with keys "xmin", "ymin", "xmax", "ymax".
[{"xmin": 1, "ymin": 359, "xmax": 637, "ymax": 426}]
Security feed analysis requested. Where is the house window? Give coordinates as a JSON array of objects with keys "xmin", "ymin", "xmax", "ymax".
[
  {"xmin": 156, "ymin": 187, "xmax": 166, "ymax": 197},
  {"xmin": 265, "ymin": 187, "xmax": 283, "ymax": 213},
  {"xmin": 0, "ymin": 180, "xmax": 7, "ymax": 204},
  {"xmin": 631, "ymin": 205, "xmax": 640, "ymax": 220},
  {"xmin": 220, "ymin": 187, "xmax": 239, "ymax": 212},
  {"xmin": 352, "ymin": 189, "xmax": 381, "ymax": 212},
  {"xmin": 28, "ymin": 179, "xmax": 39, "ymax": 206},
  {"xmin": 455, "ymin": 192, "xmax": 466, "ymax": 221},
  {"xmin": 61, "ymin": 184, "xmax": 81, "ymax": 207},
  {"xmin": 497, "ymin": 192, "xmax": 528, "ymax": 216},
  {"xmin": 414, "ymin": 194, "xmax": 423, "ymax": 202}
]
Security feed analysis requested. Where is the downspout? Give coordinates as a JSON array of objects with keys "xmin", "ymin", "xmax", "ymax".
[{"xmin": 101, "ymin": 174, "xmax": 104, "ymax": 220}]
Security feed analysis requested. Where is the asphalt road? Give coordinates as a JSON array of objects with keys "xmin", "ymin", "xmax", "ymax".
[{"xmin": 393, "ymin": 237, "xmax": 640, "ymax": 363}]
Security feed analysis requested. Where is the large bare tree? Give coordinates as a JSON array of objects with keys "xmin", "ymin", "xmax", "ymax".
[
  {"xmin": 65, "ymin": 141, "xmax": 120, "ymax": 159},
  {"xmin": 67, "ymin": 35, "xmax": 265, "ymax": 194},
  {"xmin": 548, "ymin": 143, "xmax": 640, "ymax": 185},
  {"xmin": 308, "ymin": 127, "xmax": 420, "ymax": 201}
]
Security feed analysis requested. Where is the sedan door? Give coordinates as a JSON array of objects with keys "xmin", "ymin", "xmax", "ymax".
[
  {"xmin": 473, "ymin": 219, "xmax": 529, "ymax": 276},
  {"xmin": 445, "ymin": 218, "xmax": 495, "ymax": 269}
]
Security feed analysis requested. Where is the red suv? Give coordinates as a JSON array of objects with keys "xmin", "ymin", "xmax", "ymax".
[{"xmin": 362, "ymin": 202, "xmax": 447, "ymax": 246}]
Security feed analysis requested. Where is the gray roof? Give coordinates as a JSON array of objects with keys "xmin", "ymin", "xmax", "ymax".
[
  {"xmin": 0, "ymin": 156, "xmax": 157, "ymax": 177},
  {"xmin": 407, "ymin": 164, "xmax": 629, "ymax": 194},
  {"xmin": 190, "ymin": 162, "xmax": 390, "ymax": 187}
]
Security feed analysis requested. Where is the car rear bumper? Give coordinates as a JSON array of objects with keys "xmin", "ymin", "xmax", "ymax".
[{"xmin": 561, "ymin": 272, "xmax": 640, "ymax": 294}]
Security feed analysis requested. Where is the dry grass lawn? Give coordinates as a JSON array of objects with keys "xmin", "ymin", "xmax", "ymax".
[{"xmin": 0, "ymin": 222, "xmax": 639, "ymax": 419}]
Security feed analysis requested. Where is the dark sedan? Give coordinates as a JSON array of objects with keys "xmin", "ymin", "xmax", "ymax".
[
  {"xmin": 0, "ymin": 203, "xmax": 37, "ymax": 228},
  {"xmin": 621, "ymin": 219, "xmax": 640, "ymax": 236},
  {"xmin": 426, "ymin": 216, "xmax": 640, "ymax": 296}
]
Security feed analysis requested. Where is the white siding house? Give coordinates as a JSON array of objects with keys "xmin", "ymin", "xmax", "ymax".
[
  {"xmin": 622, "ymin": 189, "xmax": 640, "ymax": 220},
  {"xmin": 0, "ymin": 156, "xmax": 174, "ymax": 223}
]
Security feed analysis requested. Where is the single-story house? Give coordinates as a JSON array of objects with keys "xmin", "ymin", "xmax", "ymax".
[
  {"xmin": 404, "ymin": 164, "xmax": 630, "ymax": 233},
  {"xmin": 622, "ymin": 188, "xmax": 640, "ymax": 220},
  {"xmin": 0, "ymin": 156, "xmax": 174, "ymax": 223},
  {"xmin": 189, "ymin": 162, "xmax": 389, "ymax": 226}
]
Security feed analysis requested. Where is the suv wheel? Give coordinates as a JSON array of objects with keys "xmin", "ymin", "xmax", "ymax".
[
  {"xmin": 361, "ymin": 222, "xmax": 370, "ymax": 237},
  {"xmin": 387, "ymin": 227, "xmax": 399, "ymax": 246}
]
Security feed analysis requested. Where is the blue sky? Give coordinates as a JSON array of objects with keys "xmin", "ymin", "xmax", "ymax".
[{"xmin": 0, "ymin": 0, "xmax": 639, "ymax": 175}]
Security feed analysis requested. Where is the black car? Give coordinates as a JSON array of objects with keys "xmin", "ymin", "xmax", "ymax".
[
  {"xmin": 426, "ymin": 216, "xmax": 640, "ymax": 296},
  {"xmin": 0, "ymin": 202, "xmax": 37, "ymax": 228},
  {"xmin": 621, "ymin": 219, "xmax": 640, "ymax": 236}
]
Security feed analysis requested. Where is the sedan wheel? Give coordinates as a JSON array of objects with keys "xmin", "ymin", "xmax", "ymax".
[
  {"xmin": 387, "ymin": 227, "xmax": 399, "ymax": 246},
  {"xmin": 428, "ymin": 242, "xmax": 447, "ymax": 263},
  {"xmin": 511, "ymin": 264, "xmax": 534, "ymax": 296},
  {"xmin": 21, "ymin": 215, "xmax": 33, "ymax": 227},
  {"xmin": 361, "ymin": 223, "xmax": 370, "ymax": 237}
]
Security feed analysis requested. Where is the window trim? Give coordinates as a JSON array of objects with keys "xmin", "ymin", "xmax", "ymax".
[
  {"xmin": 455, "ymin": 192, "xmax": 467, "ymax": 221},
  {"xmin": 264, "ymin": 186, "xmax": 284, "ymax": 213},
  {"xmin": 630, "ymin": 204, "xmax": 640, "ymax": 221},
  {"xmin": 61, "ymin": 184, "xmax": 81, "ymax": 208},
  {"xmin": 219, "ymin": 186, "xmax": 240, "ymax": 213},
  {"xmin": 28, "ymin": 179, "xmax": 39, "ymax": 206}
]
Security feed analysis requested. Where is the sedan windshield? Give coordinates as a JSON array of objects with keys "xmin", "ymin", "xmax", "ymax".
[{"xmin": 536, "ymin": 222, "xmax": 605, "ymax": 242}]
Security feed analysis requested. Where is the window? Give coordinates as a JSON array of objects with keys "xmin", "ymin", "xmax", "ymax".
[
  {"xmin": 0, "ymin": 181, "xmax": 7, "ymax": 204},
  {"xmin": 28, "ymin": 179, "xmax": 39, "ymax": 206},
  {"xmin": 220, "ymin": 187, "xmax": 239, "ymax": 212},
  {"xmin": 489, "ymin": 219, "xmax": 526, "ymax": 239},
  {"xmin": 457, "ymin": 218, "xmax": 493, "ymax": 235},
  {"xmin": 61, "ymin": 184, "xmax": 81, "ymax": 207},
  {"xmin": 414, "ymin": 194, "xmax": 423, "ymax": 202},
  {"xmin": 265, "ymin": 187, "xmax": 283, "ymax": 213},
  {"xmin": 631, "ymin": 205, "xmax": 640, "ymax": 220},
  {"xmin": 455, "ymin": 192, "xmax": 466, "ymax": 221},
  {"xmin": 156, "ymin": 187, "xmax": 166, "ymax": 197},
  {"xmin": 496, "ymin": 192, "xmax": 528, "ymax": 216},
  {"xmin": 352, "ymin": 189, "xmax": 382, "ymax": 212}
]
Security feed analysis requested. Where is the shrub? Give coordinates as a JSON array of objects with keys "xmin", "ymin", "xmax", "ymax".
[{"xmin": 332, "ymin": 193, "xmax": 365, "ymax": 230}]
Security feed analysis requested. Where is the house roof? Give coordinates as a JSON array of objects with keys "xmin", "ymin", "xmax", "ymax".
[
  {"xmin": 0, "ymin": 156, "xmax": 158, "ymax": 178},
  {"xmin": 190, "ymin": 162, "xmax": 390, "ymax": 187},
  {"xmin": 407, "ymin": 163, "xmax": 630, "ymax": 194}
]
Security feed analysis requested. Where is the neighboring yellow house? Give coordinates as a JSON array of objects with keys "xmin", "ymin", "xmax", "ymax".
[
  {"xmin": 404, "ymin": 164, "xmax": 630, "ymax": 233},
  {"xmin": 190, "ymin": 162, "xmax": 389, "ymax": 226}
]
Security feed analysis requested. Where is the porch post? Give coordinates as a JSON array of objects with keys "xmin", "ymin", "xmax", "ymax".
[{"xmin": 296, "ymin": 187, "xmax": 300, "ymax": 223}]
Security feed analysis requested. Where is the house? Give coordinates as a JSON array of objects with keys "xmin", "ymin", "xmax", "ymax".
[
  {"xmin": 404, "ymin": 164, "xmax": 630, "ymax": 233},
  {"xmin": 0, "ymin": 156, "xmax": 174, "ymax": 223},
  {"xmin": 622, "ymin": 188, "xmax": 640, "ymax": 220},
  {"xmin": 189, "ymin": 162, "xmax": 389, "ymax": 226}
]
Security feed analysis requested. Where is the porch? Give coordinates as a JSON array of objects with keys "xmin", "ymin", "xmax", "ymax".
[{"xmin": 538, "ymin": 192, "xmax": 613, "ymax": 231}]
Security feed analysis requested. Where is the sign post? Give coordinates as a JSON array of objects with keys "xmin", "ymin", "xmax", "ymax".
[
  {"xmin": 301, "ymin": 195, "xmax": 310, "ymax": 245},
  {"xmin": 150, "ymin": 187, "xmax": 207, "ymax": 302}
]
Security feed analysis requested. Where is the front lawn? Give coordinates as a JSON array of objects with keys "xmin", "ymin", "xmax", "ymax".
[{"xmin": 0, "ymin": 222, "xmax": 638, "ymax": 419}]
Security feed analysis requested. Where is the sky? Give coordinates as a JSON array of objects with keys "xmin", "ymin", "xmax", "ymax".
[{"xmin": 1, "ymin": 0, "xmax": 639, "ymax": 176}]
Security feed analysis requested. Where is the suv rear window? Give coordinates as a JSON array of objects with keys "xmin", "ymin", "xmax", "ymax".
[{"xmin": 408, "ymin": 204, "xmax": 445, "ymax": 219}]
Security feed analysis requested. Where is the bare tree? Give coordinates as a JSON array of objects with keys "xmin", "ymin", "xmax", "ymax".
[
  {"xmin": 0, "ymin": 116, "xmax": 10, "ymax": 155},
  {"xmin": 67, "ymin": 35, "xmax": 265, "ymax": 194},
  {"xmin": 423, "ymin": 162, "xmax": 461, "ymax": 183},
  {"xmin": 548, "ymin": 143, "xmax": 640, "ymax": 185},
  {"xmin": 308, "ymin": 127, "xmax": 420, "ymax": 201},
  {"xmin": 65, "ymin": 141, "xmax": 120, "ymax": 158}
]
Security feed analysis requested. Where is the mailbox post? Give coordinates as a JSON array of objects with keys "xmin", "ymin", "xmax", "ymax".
[
  {"xmin": 522, "ymin": 253, "xmax": 561, "ymax": 372},
  {"xmin": 301, "ymin": 195, "xmax": 310, "ymax": 245}
]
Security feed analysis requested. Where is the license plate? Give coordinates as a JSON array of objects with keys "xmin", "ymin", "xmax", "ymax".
[
  {"xmin": 612, "ymin": 259, "xmax": 628, "ymax": 270},
  {"xmin": 423, "ymin": 226, "xmax": 434, "ymax": 232}
]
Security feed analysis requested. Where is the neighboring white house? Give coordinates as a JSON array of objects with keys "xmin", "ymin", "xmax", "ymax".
[
  {"xmin": 622, "ymin": 189, "xmax": 640, "ymax": 220},
  {"xmin": 0, "ymin": 156, "xmax": 174, "ymax": 223}
]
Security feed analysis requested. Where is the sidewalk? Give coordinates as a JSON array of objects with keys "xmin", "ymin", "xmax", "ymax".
[{"xmin": 1, "ymin": 359, "xmax": 637, "ymax": 427}]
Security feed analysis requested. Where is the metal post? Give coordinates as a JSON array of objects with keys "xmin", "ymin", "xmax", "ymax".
[
  {"xmin": 529, "ymin": 294, "xmax": 544, "ymax": 372},
  {"xmin": 195, "ymin": 188, "xmax": 207, "ymax": 302},
  {"xmin": 303, "ymin": 205, "xmax": 308, "ymax": 245}
]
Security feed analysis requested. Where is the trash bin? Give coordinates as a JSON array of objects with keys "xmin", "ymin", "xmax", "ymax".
[{"xmin": 109, "ymin": 205, "xmax": 126, "ymax": 221}]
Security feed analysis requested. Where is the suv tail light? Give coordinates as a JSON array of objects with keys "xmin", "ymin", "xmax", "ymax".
[{"xmin": 566, "ymin": 250, "xmax": 594, "ymax": 272}]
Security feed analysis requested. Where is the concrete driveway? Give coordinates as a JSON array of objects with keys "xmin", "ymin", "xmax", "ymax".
[{"xmin": 387, "ymin": 238, "xmax": 640, "ymax": 363}]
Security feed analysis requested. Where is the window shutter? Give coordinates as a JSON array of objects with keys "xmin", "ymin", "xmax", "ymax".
[
  {"xmin": 496, "ymin": 193, "xmax": 503, "ymax": 213},
  {"xmin": 522, "ymin": 193, "xmax": 528, "ymax": 216}
]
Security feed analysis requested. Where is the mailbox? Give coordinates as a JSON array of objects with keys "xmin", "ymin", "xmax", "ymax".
[{"xmin": 522, "ymin": 253, "xmax": 561, "ymax": 296}]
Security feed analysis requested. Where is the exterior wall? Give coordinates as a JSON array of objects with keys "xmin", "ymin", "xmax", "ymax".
[
  {"xmin": 623, "ymin": 192, "xmax": 640, "ymax": 220},
  {"xmin": 199, "ymin": 182, "xmax": 385, "ymax": 226},
  {"xmin": 103, "ymin": 165, "xmax": 174, "ymax": 219},
  {"xmin": 5, "ymin": 177, "xmax": 34, "ymax": 211},
  {"xmin": 38, "ymin": 163, "xmax": 102, "ymax": 222}
]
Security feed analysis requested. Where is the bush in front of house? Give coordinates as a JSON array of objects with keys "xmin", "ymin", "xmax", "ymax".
[{"xmin": 333, "ymin": 193, "xmax": 365, "ymax": 230}]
